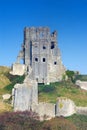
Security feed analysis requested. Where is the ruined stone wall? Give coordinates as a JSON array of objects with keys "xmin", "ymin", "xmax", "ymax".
[
  {"xmin": 12, "ymin": 77, "xmax": 38, "ymax": 111},
  {"xmin": 24, "ymin": 27, "xmax": 50, "ymax": 83},
  {"xmin": 32, "ymin": 103, "xmax": 55, "ymax": 120},
  {"xmin": 76, "ymin": 107, "xmax": 87, "ymax": 115},
  {"xmin": 11, "ymin": 27, "xmax": 65, "ymax": 84}
]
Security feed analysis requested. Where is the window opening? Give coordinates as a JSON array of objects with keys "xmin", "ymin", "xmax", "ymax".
[
  {"xmin": 54, "ymin": 61, "xmax": 57, "ymax": 65},
  {"xmin": 51, "ymin": 42, "xmax": 55, "ymax": 49},
  {"xmin": 35, "ymin": 58, "xmax": 38, "ymax": 62},
  {"xmin": 43, "ymin": 46, "xmax": 46, "ymax": 49},
  {"xmin": 43, "ymin": 58, "xmax": 46, "ymax": 62}
]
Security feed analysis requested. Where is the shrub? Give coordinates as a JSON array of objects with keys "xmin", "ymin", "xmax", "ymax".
[
  {"xmin": 66, "ymin": 70, "xmax": 75, "ymax": 82},
  {"xmin": 38, "ymin": 84, "xmax": 56, "ymax": 93},
  {"xmin": 4, "ymin": 75, "xmax": 25, "ymax": 93},
  {"xmin": 42, "ymin": 117, "xmax": 77, "ymax": 130},
  {"xmin": 0, "ymin": 111, "xmax": 42, "ymax": 130}
]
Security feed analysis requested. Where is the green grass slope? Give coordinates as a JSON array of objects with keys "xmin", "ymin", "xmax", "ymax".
[
  {"xmin": 38, "ymin": 80, "xmax": 87, "ymax": 106},
  {"xmin": 0, "ymin": 66, "xmax": 25, "ymax": 112},
  {"xmin": 1, "ymin": 66, "xmax": 87, "ymax": 111}
]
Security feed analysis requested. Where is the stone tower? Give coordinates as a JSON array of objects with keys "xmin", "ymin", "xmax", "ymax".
[{"xmin": 11, "ymin": 27, "xmax": 65, "ymax": 84}]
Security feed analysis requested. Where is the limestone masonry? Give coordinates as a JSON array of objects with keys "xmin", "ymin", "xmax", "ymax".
[
  {"xmin": 11, "ymin": 27, "xmax": 65, "ymax": 84},
  {"xmin": 10, "ymin": 27, "xmax": 87, "ymax": 120},
  {"xmin": 11, "ymin": 27, "xmax": 68, "ymax": 120}
]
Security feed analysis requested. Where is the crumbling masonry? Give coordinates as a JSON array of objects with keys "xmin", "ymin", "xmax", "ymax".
[
  {"xmin": 11, "ymin": 27, "xmax": 87, "ymax": 120},
  {"xmin": 11, "ymin": 27, "xmax": 65, "ymax": 84},
  {"xmin": 11, "ymin": 27, "xmax": 68, "ymax": 120}
]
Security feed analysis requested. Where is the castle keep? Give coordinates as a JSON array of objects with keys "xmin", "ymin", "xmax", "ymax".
[{"xmin": 11, "ymin": 27, "xmax": 65, "ymax": 84}]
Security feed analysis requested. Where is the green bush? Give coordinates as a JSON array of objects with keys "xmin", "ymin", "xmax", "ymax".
[
  {"xmin": 38, "ymin": 84, "xmax": 56, "ymax": 93},
  {"xmin": 42, "ymin": 117, "xmax": 77, "ymax": 130},
  {"xmin": 4, "ymin": 75, "xmax": 25, "ymax": 93}
]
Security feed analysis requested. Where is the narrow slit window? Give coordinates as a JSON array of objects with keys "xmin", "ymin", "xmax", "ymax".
[
  {"xmin": 51, "ymin": 42, "xmax": 55, "ymax": 49},
  {"xmin": 54, "ymin": 61, "xmax": 57, "ymax": 65},
  {"xmin": 43, "ymin": 58, "xmax": 46, "ymax": 62}
]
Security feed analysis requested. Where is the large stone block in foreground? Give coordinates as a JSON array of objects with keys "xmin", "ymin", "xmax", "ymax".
[
  {"xmin": 12, "ymin": 78, "xmax": 38, "ymax": 111},
  {"xmin": 56, "ymin": 97, "xmax": 76, "ymax": 117}
]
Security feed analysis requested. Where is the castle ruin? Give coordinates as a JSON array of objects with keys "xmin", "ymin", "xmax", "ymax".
[
  {"xmin": 11, "ymin": 27, "xmax": 65, "ymax": 84},
  {"xmin": 10, "ymin": 27, "xmax": 79, "ymax": 120}
]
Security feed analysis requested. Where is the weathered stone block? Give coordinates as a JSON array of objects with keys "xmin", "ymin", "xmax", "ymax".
[
  {"xmin": 12, "ymin": 78, "xmax": 38, "ymax": 111},
  {"xmin": 32, "ymin": 102, "xmax": 55, "ymax": 120},
  {"xmin": 2, "ymin": 94, "xmax": 11, "ymax": 100},
  {"xmin": 56, "ymin": 97, "xmax": 76, "ymax": 117},
  {"xmin": 10, "ymin": 63, "xmax": 26, "ymax": 76}
]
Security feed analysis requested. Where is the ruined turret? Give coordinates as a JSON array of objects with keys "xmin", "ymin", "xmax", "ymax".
[{"xmin": 11, "ymin": 27, "xmax": 65, "ymax": 84}]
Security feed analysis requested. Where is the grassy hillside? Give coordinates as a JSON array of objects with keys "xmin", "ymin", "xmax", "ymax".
[
  {"xmin": 1, "ymin": 66, "xmax": 87, "ymax": 111},
  {"xmin": 38, "ymin": 80, "xmax": 87, "ymax": 106},
  {"xmin": 1, "ymin": 66, "xmax": 87, "ymax": 129},
  {"xmin": 0, "ymin": 66, "xmax": 25, "ymax": 112},
  {"xmin": 0, "ymin": 66, "xmax": 11, "ymax": 88}
]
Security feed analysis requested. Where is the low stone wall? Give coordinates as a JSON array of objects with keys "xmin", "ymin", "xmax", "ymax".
[
  {"xmin": 76, "ymin": 107, "xmax": 87, "ymax": 115},
  {"xmin": 13, "ymin": 76, "xmax": 87, "ymax": 120},
  {"xmin": 32, "ymin": 103, "xmax": 55, "ymax": 120},
  {"xmin": 76, "ymin": 80, "xmax": 87, "ymax": 90}
]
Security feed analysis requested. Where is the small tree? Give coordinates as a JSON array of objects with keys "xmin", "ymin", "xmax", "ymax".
[{"xmin": 66, "ymin": 70, "xmax": 75, "ymax": 82}]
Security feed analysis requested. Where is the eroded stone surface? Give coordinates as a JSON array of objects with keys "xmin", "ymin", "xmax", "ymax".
[
  {"xmin": 2, "ymin": 94, "xmax": 11, "ymax": 100},
  {"xmin": 11, "ymin": 27, "xmax": 65, "ymax": 84},
  {"xmin": 10, "ymin": 63, "xmax": 26, "ymax": 76},
  {"xmin": 56, "ymin": 97, "xmax": 76, "ymax": 117},
  {"xmin": 12, "ymin": 77, "xmax": 38, "ymax": 111},
  {"xmin": 76, "ymin": 107, "xmax": 87, "ymax": 115},
  {"xmin": 32, "ymin": 103, "xmax": 55, "ymax": 120}
]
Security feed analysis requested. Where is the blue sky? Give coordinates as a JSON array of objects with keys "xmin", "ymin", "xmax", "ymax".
[{"xmin": 0, "ymin": 0, "xmax": 87, "ymax": 74}]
